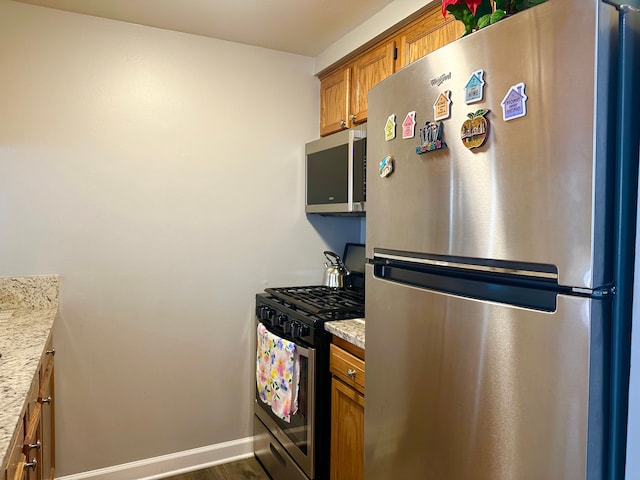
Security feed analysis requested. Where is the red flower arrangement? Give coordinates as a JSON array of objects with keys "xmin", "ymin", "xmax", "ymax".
[
  {"xmin": 441, "ymin": 0, "xmax": 484, "ymax": 17},
  {"xmin": 442, "ymin": 0, "xmax": 547, "ymax": 36}
]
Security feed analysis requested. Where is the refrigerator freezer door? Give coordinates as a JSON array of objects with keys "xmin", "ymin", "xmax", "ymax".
[
  {"xmin": 366, "ymin": 0, "xmax": 618, "ymax": 289},
  {"xmin": 364, "ymin": 266, "xmax": 607, "ymax": 480}
]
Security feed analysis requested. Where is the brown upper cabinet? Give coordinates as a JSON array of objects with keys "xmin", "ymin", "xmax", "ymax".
[
  {"xmin": 318, "ymin": 4, "xmax": 463, "ymax": 136},
  {"xmin": 395, "ymin": 6, "xmax": 464, "ymax": 69},
  {"xmin": 319, "ymin": 67, "xmax": 351, "ymax": 137},
  {"xmin": 349, "ymin": 40, "xmax": 396, "ymax": 127}
]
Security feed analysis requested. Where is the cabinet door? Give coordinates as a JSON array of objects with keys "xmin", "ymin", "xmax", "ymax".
[
  {"xmin": 396, "ymin": 8, "xmax": 463, "ymax": 69},
  {"xmin": 350, "ymin": 41, "xmax": 396, "ymax": 125},
  {"xmin": 320, "ymin": 67, "xmax": 350, "ymax": 137},
  {"xmin": 5, "ymin": 418, "xmax": 26, "ymax": 480},
  {"xmin": 23, "ymin": 407, "xmax": 41, "ymax": 480},
  {"xmin": 331, "ymin": 378, "xmax": 365, "ymax": 480}
]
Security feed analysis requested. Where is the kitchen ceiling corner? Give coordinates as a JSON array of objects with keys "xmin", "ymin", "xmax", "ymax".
[{"xmin": 11, "ymin": 0, "xmax": 395, "ymax": 56}]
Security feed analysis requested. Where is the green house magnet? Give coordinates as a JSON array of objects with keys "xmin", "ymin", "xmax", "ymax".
[{"xmin": 385, "ymin": 114, "xmax": 397, "ymax": 141}]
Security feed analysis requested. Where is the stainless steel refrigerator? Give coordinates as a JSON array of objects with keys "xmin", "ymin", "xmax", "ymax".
[{"xmin": 364, "ymin": 0, "xmax": 640, "ymax": 479}]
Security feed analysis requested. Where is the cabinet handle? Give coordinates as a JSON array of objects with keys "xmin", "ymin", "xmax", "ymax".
[
  {"xmin": 340, "ymin": 120, "xmax": 346, "ymax": 127},
  {"xmin": 25, "ymin": 458, "xmax": 38, "ymax": 470},
  {"xmin": 46, "ymin": 347, "xmax": 56, "ymax": 356},
  {"xmin": 27, "ymin": 440, "xmax": 41, "ymax": 451},
  {"xmin": 346, "ymin": 368, "xmax": 357, "ymax": 378},
  {"xmin": 40, "ymin": 396, "xmax": 52, "ymax": 404},
  {"xmin": 350, "ymin": 114, "xmax": 357, "ymax": 121}
]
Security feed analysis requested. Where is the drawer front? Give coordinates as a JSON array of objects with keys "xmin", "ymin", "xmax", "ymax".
[{"xmin": 330, "ymin": 344, "xmax": 365, "ymax": 394}]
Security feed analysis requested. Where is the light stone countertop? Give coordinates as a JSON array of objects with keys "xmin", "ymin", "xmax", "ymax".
[
  {"xmin": 325, "ymin": 318, "xmax": 365, "ymax": 350},
  {"xmin": 0, "ymin": 275, "xmax": 59, "ymax": 473}
]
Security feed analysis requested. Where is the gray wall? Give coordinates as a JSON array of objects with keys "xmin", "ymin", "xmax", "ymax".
[{"xmin": 0, "ymin": 1, "xmax": 360, "ymax": 475}]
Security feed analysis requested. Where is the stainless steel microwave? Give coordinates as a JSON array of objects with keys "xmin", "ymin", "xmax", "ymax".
[{"xmin": 305, "ymin": 125, "xmax": 366, "ymax": 215}]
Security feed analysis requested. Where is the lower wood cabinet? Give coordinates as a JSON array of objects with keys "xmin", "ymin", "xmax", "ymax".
[
  {"xmin": 330, "ymin": 340, "xmax": 365, "ymax": 480},
  {"xmin": 4, "ymin": 336, "xmax": 55, "ymax": 480}
]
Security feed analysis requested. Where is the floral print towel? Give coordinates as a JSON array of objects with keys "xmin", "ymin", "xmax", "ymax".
[{"xmin": 256, "ymin": 322, "xmax": 300, "ymax": 422}]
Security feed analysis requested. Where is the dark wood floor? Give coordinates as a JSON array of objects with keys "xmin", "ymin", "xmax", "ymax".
[{"xmin": 165, "ymin": 457, "xmax": 270, "ymax": 480}]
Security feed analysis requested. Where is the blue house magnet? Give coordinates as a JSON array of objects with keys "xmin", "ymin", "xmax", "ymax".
[
  {"xmin": 464, "ymin": 70, "xmax": 485, "ymax": 104},
  {"xmin": 501, "ymin": 83, "xmax": 528, "ymax": 121}
]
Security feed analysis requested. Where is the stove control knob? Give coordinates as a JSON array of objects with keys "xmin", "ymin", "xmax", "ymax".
[
  {"xmin": 283, "ymin": 321, "xmax": 292, "ymax": 334},
  {"xmin": 291, "ymin": 322, "xmax": 302, "ymax": 338},
  {"xmin": 300, "ymin": 324, "xmax": 310, "ymax": 337},
  {"xmin": 277, "ymin": 314, "xmax": 288, "ymax": 327},
  {"xmin": 260, "ymin": 307, "xmax": 274, "ymax": 322}
]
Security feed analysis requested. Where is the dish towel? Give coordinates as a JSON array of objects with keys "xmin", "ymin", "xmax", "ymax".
[{"xmin": 256, "ymin": 322, "xmax": 300, "ymax": 422}]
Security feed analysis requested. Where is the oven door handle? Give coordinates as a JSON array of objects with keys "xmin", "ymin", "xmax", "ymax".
[
  {"xmin": 296, "ymin": 343, "xmax": 316, "ymax": 475},
  {"xmin": 295, "ymin": 343, "xmax": 310, "ymax": 358}
]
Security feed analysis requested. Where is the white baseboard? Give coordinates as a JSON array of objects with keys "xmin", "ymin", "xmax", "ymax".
[{"xmin": 55, "ymin": 437, "xmax": 254, "ymax": 480}]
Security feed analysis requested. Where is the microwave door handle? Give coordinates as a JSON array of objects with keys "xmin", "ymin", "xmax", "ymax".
[{"xmin": 347, "ymin": 129, "xmax": 354, "ymax": 212}]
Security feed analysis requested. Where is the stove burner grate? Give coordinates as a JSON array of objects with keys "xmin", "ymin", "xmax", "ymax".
[{"xmin": 265, "ymin": 286, "xmax": 364, "ymax": 317}]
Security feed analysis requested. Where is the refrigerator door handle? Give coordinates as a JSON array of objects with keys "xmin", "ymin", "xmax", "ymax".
[
  {"xmin": 372, "ymin": 251, "xmax": 558, "ymax": 280},
  {"xmin": 373, "ymin": 253, "xmax": 558, "ymax": 280},
  {"xmin": 371, "ymin": 251, "xmax": 571, "ymax": 312}
]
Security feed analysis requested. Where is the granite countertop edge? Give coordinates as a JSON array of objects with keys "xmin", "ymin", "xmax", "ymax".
[{"xmin": 324, "ymin": 319, "xmax": 365, "ymax": 350}]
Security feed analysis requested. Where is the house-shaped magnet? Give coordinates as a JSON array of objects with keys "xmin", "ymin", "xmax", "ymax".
[
  {"xmin": 433, "ymin": 91, "xmax": 452, "ymax": 121},
  {"xmin": 402, "ymin": 111, "xmax": 416, "ymax": 139},
  {"xmin": 385, "ymin": 114, "xmax": 397, "ymax": 141},
  {"xmin": 501, "ymin": 82, "xmax": 528, "ymax": 121},
  {"xmin": 464, "ymin": 70, "xmax": 485, "ymax": 104}
]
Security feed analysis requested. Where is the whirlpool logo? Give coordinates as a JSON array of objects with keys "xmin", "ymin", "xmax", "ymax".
[{"xmin": 430, "ymin": 72, "xmax": 452, "ymax": 87}]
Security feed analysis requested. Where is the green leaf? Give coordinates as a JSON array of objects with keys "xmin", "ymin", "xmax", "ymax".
[
  {"xmin": 446, "ymin": 3, "xmax": 477, "ymax": 34},
  {"xmin": 446, "ymin": 4, "xmax": 477, "ymax": 25},
  {"xmin": 477, "ymin": 14, "xmax": 491, "ymax": 29},
  {"xmin": 494, "ymin": 0, "xmax": 508, "ymax": 10},
  {"xmin": 490, "ymin": 9, "xmax": 507, "ymax": 23},
  {"xmin": 475, "ymin": 109, "xmax": 489, "ymax": 117},
  {"xmin": 473, "ymin": 0, "xmax": 493, "ymax": 20}
]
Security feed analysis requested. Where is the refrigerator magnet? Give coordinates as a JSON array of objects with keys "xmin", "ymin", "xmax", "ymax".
[
  {"xmin": 416, "ymin": 121, "xmax": 447, "ymax": 154},
  {"xmin": 433, "ymin": 90, "xmax": 452, "ymax": 121},
  {"xmin": 461, "ymin": 109, "xmax": 490, "ymax": 149},
  {"xmin": 402, "ymin": 111, "xmax": 416, "ymax": 139},
  {"xmin": 379, "ymin": 155, "xmax": 394, "ymax": 178},
  {"xmin": 501, "ymin": 83, "xmax": 528, "ymax": 121},
  {"xmin": 385, "ymin": 114, "xmax": 397, "ymax": 141},
  {"xmin": 464, "ymin": 70, "xmax": 485, "ymax": 104}
]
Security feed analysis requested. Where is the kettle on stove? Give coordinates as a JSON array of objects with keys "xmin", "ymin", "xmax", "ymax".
[{"xmin": 323, "ymin": 251, "xmax": 351, "ymax": 289}]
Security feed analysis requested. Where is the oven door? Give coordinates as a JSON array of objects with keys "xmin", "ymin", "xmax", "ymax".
[{"xmin": 255, "ymin": 324, "xmax": 316, "ymax": 478}]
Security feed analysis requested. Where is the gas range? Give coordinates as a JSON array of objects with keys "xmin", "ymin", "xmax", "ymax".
[
  {"xmin": 254, "ymin": 283, "xmax": 365, "ymax": 480},
  {"xmin": 255, "ymin": 286, "xmax": 364, "ymax": 347}
]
